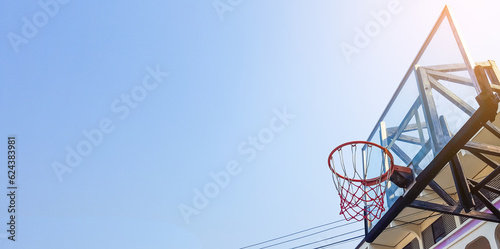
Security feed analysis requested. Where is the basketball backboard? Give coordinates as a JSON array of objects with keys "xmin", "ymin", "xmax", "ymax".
[{"xmin": 359, "ymin": 6, "xmax": 500, "ymax": 246}]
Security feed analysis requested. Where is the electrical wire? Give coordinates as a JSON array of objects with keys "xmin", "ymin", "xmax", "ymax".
[
  {"xmin": 242, "ymin": 193, "xmax": 445, "ymax": 249},
  {"xmin": 312, "ymin": 234, "xmax": 365, "ymax": 249},
  {"xmin": 242, "ymin": 199, "xmax": 440, "ymax": 249},
  {"xmin": 290, "ymin": 228, "xmax": 365, "ymax": 249},
  {"xmin": 239, "ymin": 219, "xmax": 348, "ymax": 249},
  {"xmin": 259, "ymin": 222, "xmax": 358, "ymax": 249},
  {"xmin": 242, "ymin": 174, "xmax": 490, "ymax": 249},
  {"xmin": 311, "ymin": 213, "xmax": 441, "ymax": 249}
]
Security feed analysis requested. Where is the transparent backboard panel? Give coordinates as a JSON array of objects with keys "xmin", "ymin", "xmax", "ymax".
[{"xmin": 365, "ymin": 10, "xmax": 479, "ymax": 230}]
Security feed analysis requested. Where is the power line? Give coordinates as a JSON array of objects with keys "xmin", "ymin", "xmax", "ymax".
[
  {"xmin": 242, "ymin": 176, "xmax": 476, "ymax": 249},
  {"xmin": 305, "ymin": 213, "xmax": 441, "ymax": 249},
  {"xmin": 240, "ymin": 219, "xmax": 348, "ymax": 249},
  {"xmin": 313, "ymin": 234, "xmax": 365, "ymax": 249},
  {"xmin": 245, "ymin": 207, "xmax": 441, "ymax": 249},
  {"xmin": 242, "ymin": 197, "xmax": 440, "ymax": 249},
  {"xmin": 244, "ymin": 193, "xmax": 447, "ymax": 249},
  {"xmin": 260, "ymin": 222, "xmax": 358, "ymax": 249},
  {"xmin": 243, "ymin": 162, "xmax": 497, "ymax": 249},
  {"xmin": 254, "ymin": 200, "xmax": 445, "ymax": 249},
  {"xmin": 290, "ymin": 228, "xmax": 364, "ymax": 249}
]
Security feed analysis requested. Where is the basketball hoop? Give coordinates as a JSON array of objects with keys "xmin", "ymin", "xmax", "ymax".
[{"xmin": 328, "ymin": 141, "xmax": 413, "ymax": 222}]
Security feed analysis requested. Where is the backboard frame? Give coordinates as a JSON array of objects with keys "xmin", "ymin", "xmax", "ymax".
[{"xmin": 362, "ymin": 6, "xmax": 500, "ymax": 243}]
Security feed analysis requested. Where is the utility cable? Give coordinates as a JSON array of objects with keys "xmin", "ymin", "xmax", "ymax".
[
  {"xmin": 242, "ymin": 174, "xmax": 481, "ymax": 249},
  {"xmin": 239, "ymin": 219, "xmax": 348, "ymax": 249},
  {"xmin": 259, "ymin": 222, "xmax": 358, "ymax": 249},
  {"xmin": 290, "ymin": 228, "xmax": 364, "ymax": 249}
]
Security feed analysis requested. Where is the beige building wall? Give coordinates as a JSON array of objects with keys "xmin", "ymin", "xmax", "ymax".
[{"xmin": 357, "ymin": 219, "xmax": 500, "ymax": 249}]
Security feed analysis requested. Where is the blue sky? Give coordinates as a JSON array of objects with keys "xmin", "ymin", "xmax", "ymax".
[{"xmin": 2, "ymin": 1, "xmax": 500, "ymax": 248}]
